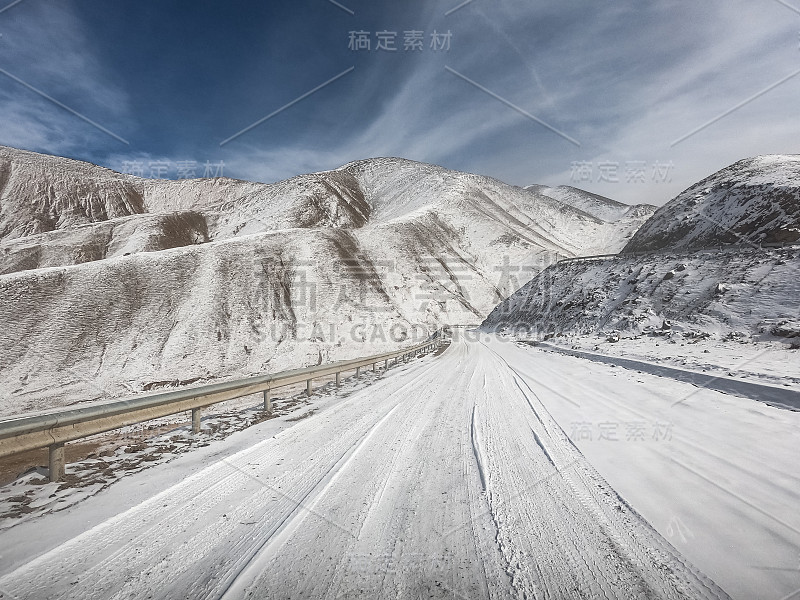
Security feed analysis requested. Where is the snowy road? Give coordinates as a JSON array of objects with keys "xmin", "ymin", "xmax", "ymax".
[
  {"xmin": 488, "ymin": 337, "xmax": 800, "ymax": 600},
  {"xmin": 0, "ymin": 335, "xmax": 749, "ymax": 599}
]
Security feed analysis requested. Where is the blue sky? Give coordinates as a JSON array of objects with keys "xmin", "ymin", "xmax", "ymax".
[{"xmin": 0, "ymin": 0, "xmax": 798, "ymax": 205}]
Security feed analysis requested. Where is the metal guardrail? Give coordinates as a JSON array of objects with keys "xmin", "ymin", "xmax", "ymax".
[
  {"xmin": 0, "ymin": 330, "xmax": 443, "ymax": 482},
  {"xmin": 555, "ymin": 252, "xmax": 621, "ymax": 264},
  {"xmin": 554, "ymin": 242, "xmax": 799, "ymax": 266},
  {"xmin": 556, "ymin": 246, "xmax": 735, "ymax": 265}
]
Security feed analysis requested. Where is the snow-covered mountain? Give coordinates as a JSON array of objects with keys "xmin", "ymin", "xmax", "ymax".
[
  {"xmin": 624, "ymin": 155, "xmax": 800, "ymax": 253},
  {"xmin": 0, "ymin": 146, "xmax": 652, "ymax": 415},
  {"xmin": 0, "ymin": 148, "xmax": 650, "ymax": 275},
  {"xmin": 526, "ymin": 184, "xmax": 655, "ymax": 224},
  {"xmin": 482, "ymin": 155, "xmax": 800, "ymax": 359},
  {"xmin": 481, "ymin": 246, "xmax": 799, "ymax": 340}
]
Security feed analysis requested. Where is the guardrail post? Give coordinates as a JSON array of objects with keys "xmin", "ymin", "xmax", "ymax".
[
  {"xmin": 356, "ymin": 366, "xmax": 361, "ymax": 377},
  {"xmin": 192, "ymin": 408, "xmax": 202, "ymax": 433},
  {"xmin": 0, "ymin": 336, "xmax": 452, "ymax": 482},
  {"xmin": 48, "ymin": 443, "xmax": 65, "ymax": 482}
]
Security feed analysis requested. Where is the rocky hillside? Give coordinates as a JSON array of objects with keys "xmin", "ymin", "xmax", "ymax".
[
  {"xmin": 0, "ymin": 147, "xmax": 652, "ymax": 415},
  {"xmin": 624, "ymin": 155, "xmax": 800, "ymax": 253},
  {"xmin": 0, "ymin": 148, "xmax": 650, "ymax": 276},
  {"xmin": 482, "ymin": 155, "xmax": 800, "ymax": 344},
  {"xmin": 481, "ymin": 246, "xmax": 799, "ymax": 341}
]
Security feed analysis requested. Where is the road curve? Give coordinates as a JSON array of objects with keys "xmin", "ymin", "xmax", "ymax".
[{"xmin": 0, "ymin": 336, "xmax": 728, "ymax": 599}]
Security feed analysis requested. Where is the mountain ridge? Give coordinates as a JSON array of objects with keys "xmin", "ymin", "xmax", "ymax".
[
  {"xmin": 482, "ymin": 155, "xmax": 800, "ymax": 346},
  {"xmin": 0, "ymin": 146, "xmax": 652, "ymax": 415},
  {"xmin": 0, "ymin": 147, "xmax": 653, "ymax": 275}
]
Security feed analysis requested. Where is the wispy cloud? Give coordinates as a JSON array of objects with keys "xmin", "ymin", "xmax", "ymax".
[
  {"xmin": 0, "ymin": 2, "xmax": 131, "ymax": 155},
  {"xmin": 0, "ymin": 1, "xmax": 796, "ymax": 207}
]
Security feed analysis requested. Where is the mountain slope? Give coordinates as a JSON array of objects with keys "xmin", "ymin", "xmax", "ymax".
[
  {"xmin": 0, "ymin": 147, "xmax": 653, "ymax": 415},
  {"xmin": 481, "ymin": 246, "xmax": 799, "ymax": 340},
  {"xmin": 623, "ymin": 155, "xmax": 800, "ymax": 253},
  {"xmin": 0, "ymin": 146, "xmax": 144, "ymax": 238},
  {"xmin": 0, "ymin": 148, "xmax": 650, "ymax": 275},
  {"xmin": 485, "ymin": 155, "xmax": 800, "ymax": 341},
  {"xmin": 526, "ymin": 184, "xmax": 656, "ymax": 224},
  {"xmin": 481, "ymin": 155, "xmax": 800, "ymax": 391}
]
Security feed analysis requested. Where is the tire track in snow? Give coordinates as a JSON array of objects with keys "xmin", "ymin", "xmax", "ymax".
[
  {"xmin": 0, "ymin": 336, "xmax": 731, "ymax": 600},
  {"xmin": 219, "ymin": 403, "xmax": 405, "ymax": 599},
  {"xmin": 236, "ymin": 338, "xmax": 502, "ymax": 599},
  {"xmin": 0, "ymin": 353, "xmax": 447, "ymax": 600},
  {"xmin": 152, "ymin": 353, "xmax": 453, "ymax": 600},
  {"xmin": 470, "ymin": 405, "xmax": 488, "ymax": 492},
  {"xmin": 513, "ymin": 345, "xmax": 800, "ymax": 547},
  {"xmin": 473, "ymin": 336, "xmax": 729, "ymax": 599}
]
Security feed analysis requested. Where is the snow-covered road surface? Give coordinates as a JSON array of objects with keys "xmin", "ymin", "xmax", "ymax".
[
  {"xmin": 0, "ymin": 335, "xmax": 750, "ymax": 599},
  {"xmin": 487, "ymin": 336, "xmax": 800, "ymax": 600},
  {"xmin": 537, "ymin": 342, "xmax": 800, "ymax": 410}
]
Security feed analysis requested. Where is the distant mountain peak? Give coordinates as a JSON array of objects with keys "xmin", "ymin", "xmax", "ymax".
[{"xmin": 525, "ymin": 184, "xmax": 656, "ymax": 224}]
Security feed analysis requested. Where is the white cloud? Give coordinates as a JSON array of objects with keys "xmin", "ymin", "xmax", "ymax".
[
  {"xmin": 6, "ymin": 0, "xmax": 795, "ymax": 210},
  {"xmin": 0, "ymin": 1, "xmax": 131, "ymax": 155}
]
